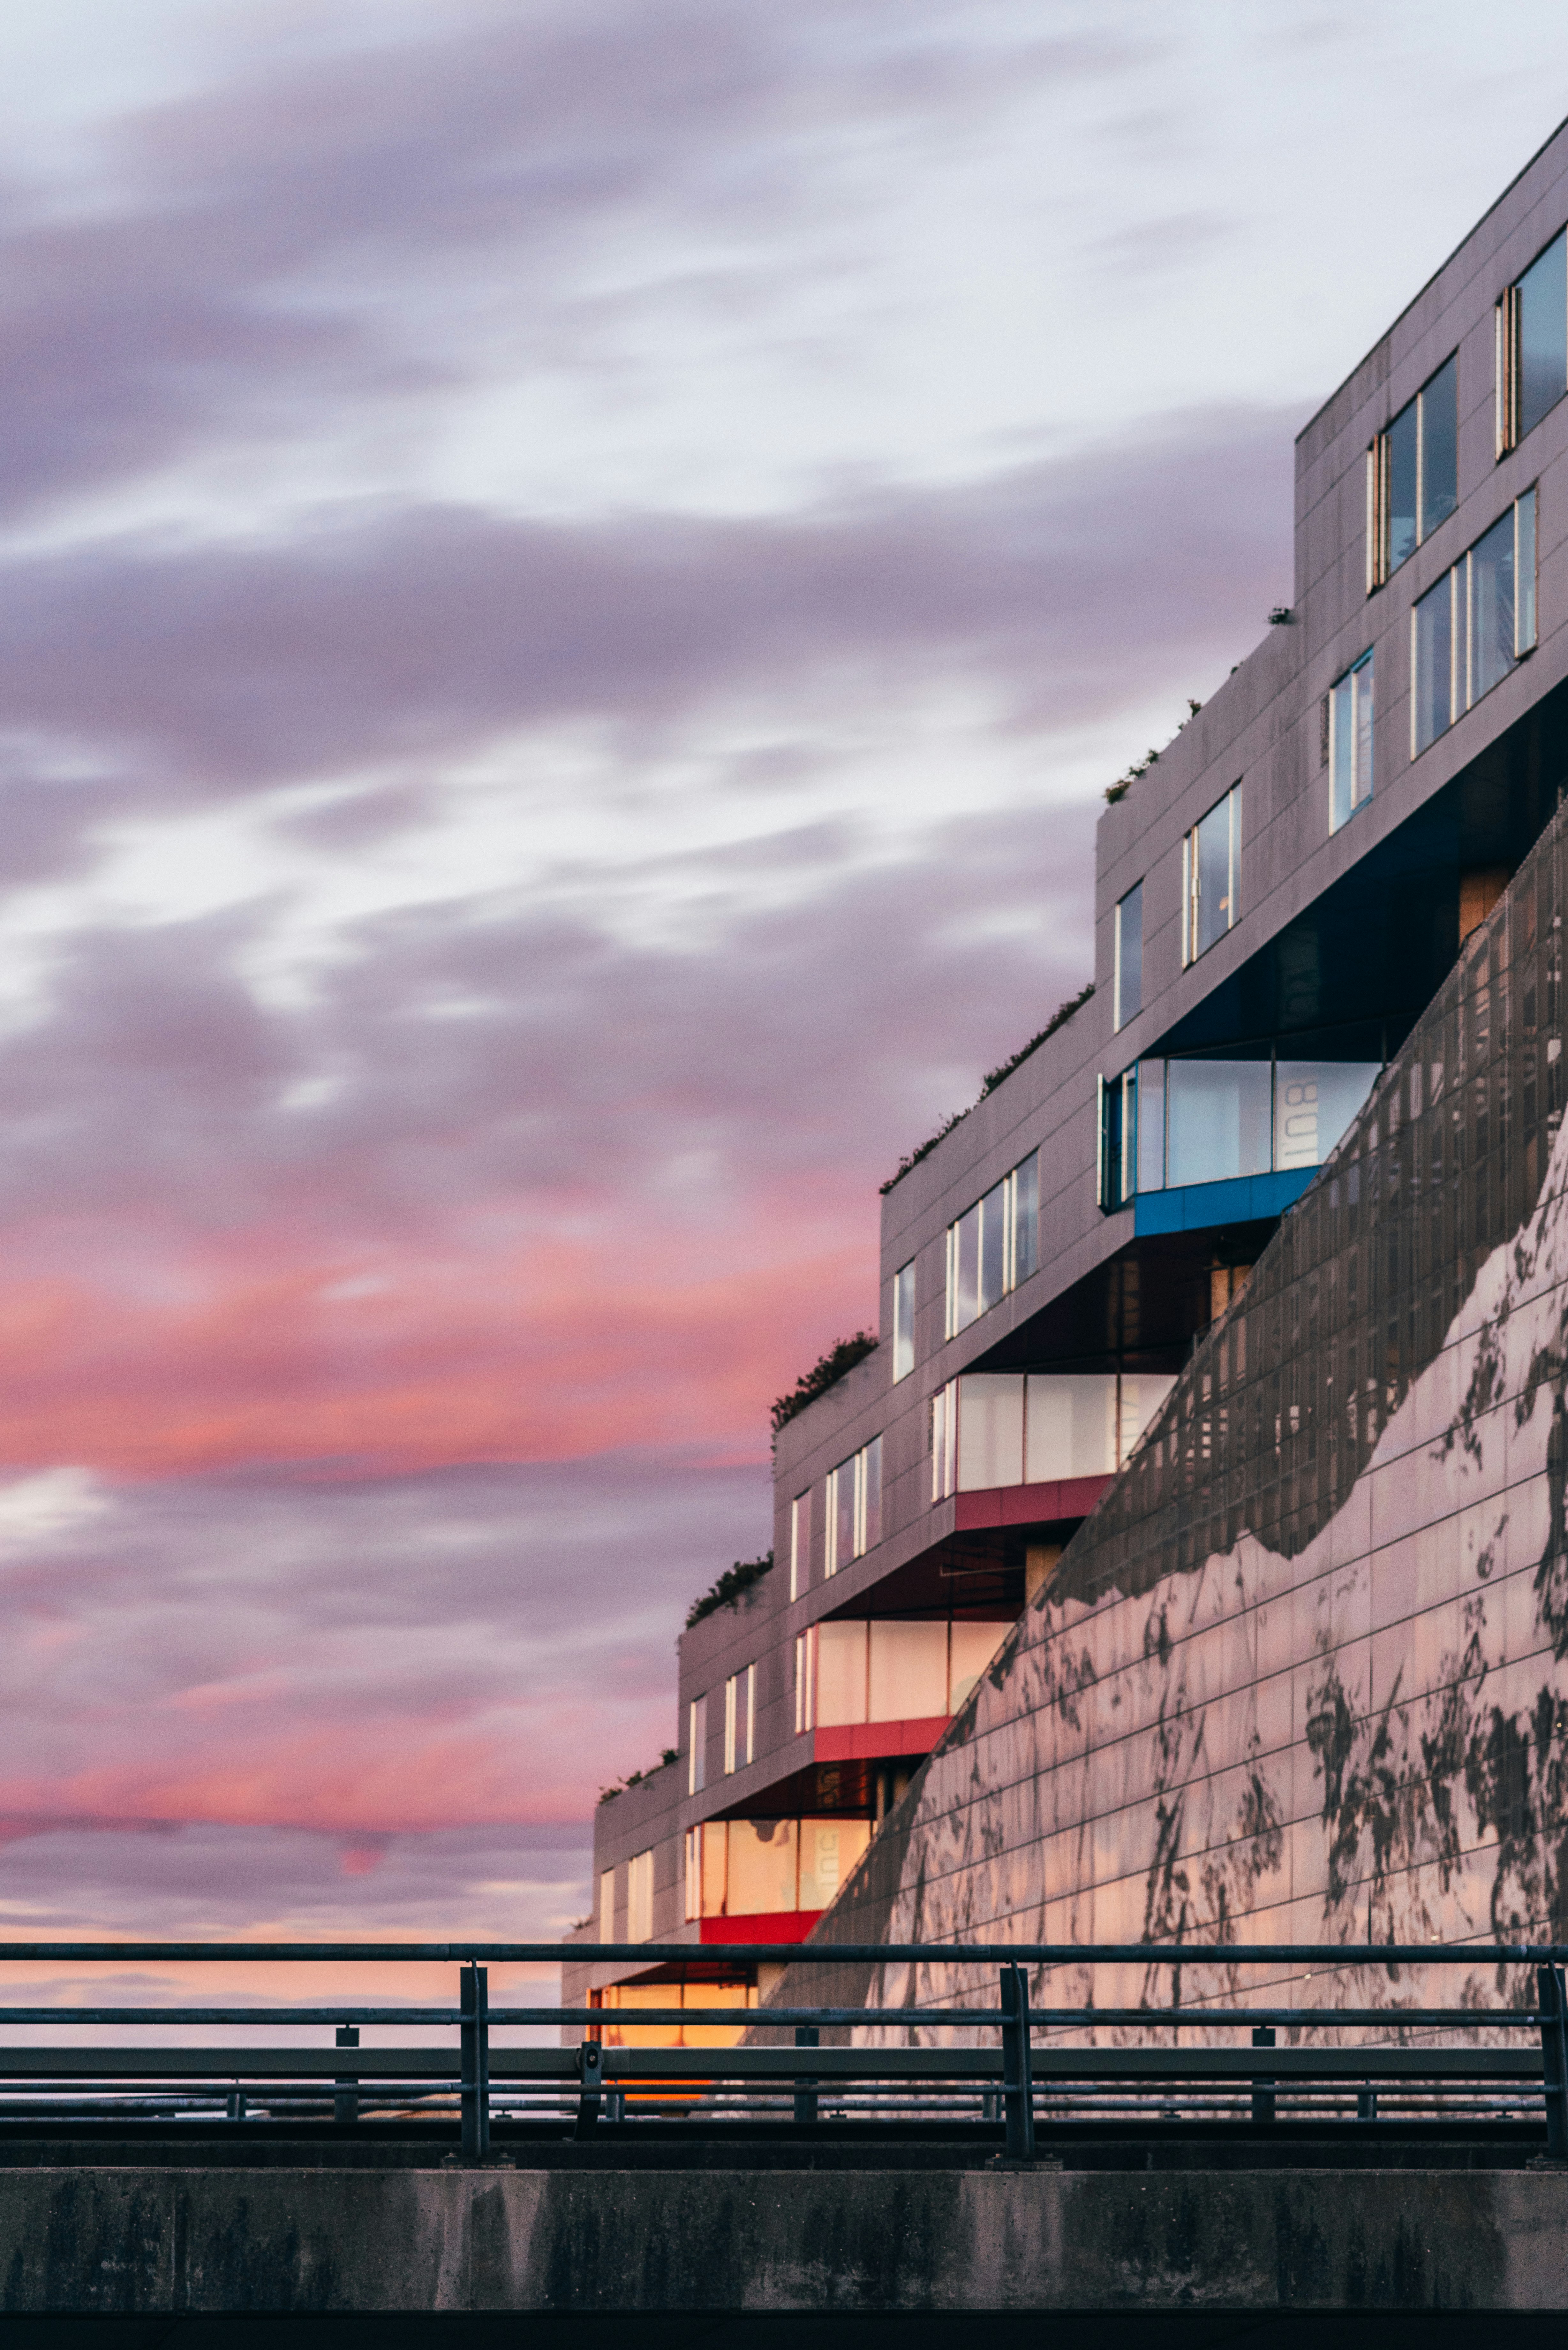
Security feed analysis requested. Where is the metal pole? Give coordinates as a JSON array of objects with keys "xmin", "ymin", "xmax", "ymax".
[
  {"xmin": 1538, "ymin": 1963, "xmax": 1568, "ymax": 2159},
  {"xmin": 794, "ymin": 2024, "xmax": 819, "ymax": 2126},
  {"xmin": 1251, "ymin": 2023, "xmax": 1276, "ymax": 2126},
  {"xmin": 575, "ymin": 2039, "xmax": 605, "ymax": 2138},
  {"xmin": 460, "ymin": 1963, "xmax": 489, "ymax": 2158},
  {"xmin": 334, "ymin": 2024, "xmax": 359, "ymax": 2127},
  {"xmin": 999, "ymin": 1963, "xmax": 1035, "ymax": 2162}
]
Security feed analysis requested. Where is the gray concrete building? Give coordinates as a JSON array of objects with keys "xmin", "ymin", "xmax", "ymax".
[{"xmin": 568, "ymin": 117, "xmax": 1568, "ymax": 2034}]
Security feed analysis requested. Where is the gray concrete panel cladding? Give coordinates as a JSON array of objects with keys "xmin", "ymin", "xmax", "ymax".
[{"xmin": 771, "ymin": 789, "xmax": 1568, "ymax": 2019}]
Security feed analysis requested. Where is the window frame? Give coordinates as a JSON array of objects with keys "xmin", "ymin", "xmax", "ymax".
[
  {"xmin": 1410, "ymin": 487, "xmax": 1537, "ymax": 759},
  {"xmin": 788, "ymin": 1490, "xmax": 810, "ymax": 1601},
  {"xmin": 892, "ymin": 1258, "xmax": 916, "ymax": 1382},
  {"xmin": 1498, "ymin": 227, "xmax": 1568, "ymax": 456},
  {"xmin": 1113, "ymin": 879, "xmax": 1144, "ymax": 1031},
  {"xmin": 1329, "ymin": 650, "xmax": 1375, "ymax": 832},
  {"xmin": 1367, "ymin": 353, "xmax": 1458, "ymax": 589},
  {"xmin": 943, "ymin": 1149, "xmax": 1040, "ymax": 1338}
]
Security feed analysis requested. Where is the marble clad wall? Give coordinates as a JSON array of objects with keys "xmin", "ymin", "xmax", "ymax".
[{"xmin": 764, "ymin": 795, "xmax": 1568, "ymax": 2034}]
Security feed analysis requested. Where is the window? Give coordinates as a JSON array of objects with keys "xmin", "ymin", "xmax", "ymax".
[
  {"xmin": 1412, "ymin": 489, "xmax": 1537, "ymax": 756},
  {"xmin": 944, "ymin": 1150, "xmax": 1039, "ymax": 1336},
  {"xmin": 1182, "ymin": 785, "xmax": 1240, "ymax": 964},
  {"xmin": 825, "ymin": 1436, "xmax": 882, "ymax": 1573},
  {"xmin": 626, "ymin": 1848, "xmax": 654, "ymax": 1944},
  {"xmin": 1329, "ymin": 652, "xmax": 1374, "ymax": 831},
  {"xmin": 1498, "ymin": 229, "xmax": 1567, "ymax": 452},
  {"xmin": 1368, "ymin": 355, "xmax": 1457, "ymax": 586},
  {"xmin": 688, "ymin": 1693, "xmax": 707, "ymax": 1795},
  {"xmin": 794, "ymin": 1626, "xmax": 816, "ymax": 1733},
  {"xmin": 722, "ymin": 1666, "xmax": 756, "ymax": 1774},
  {"xmin": 788, "ymin": 1491, "xmax": 810, "ymax": 1601},
  {"xmin": 1106, "ymin": 1052, "xmax": 1382, "ymax": 1202},
  {"xmin": 682, "ymin": 1816, "xmax": 873, "ymax": 1921},
  {"xmin": 931, "ymin": 1371, "xmax": 1179, "ymax": 1498},
  {"xmin": 1096, "ymin": 1068, "xmax": 1136, "ymax": 1210},
  {"xmin": 892, "ymin": 1259, "xmax": 916, "ymax": 1382},
  {"xmin": 599, "ymin": 1867, "xmax": 615, "ymax": 1944},
  {"xmin": 1113, "ymin": 881, "xmax": 1143, "ymax": 1029}
]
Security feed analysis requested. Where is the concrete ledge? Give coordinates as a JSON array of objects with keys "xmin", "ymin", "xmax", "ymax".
[{"xmin": 0, "ymin": 2165, "xmax": 1564, "ymax": 2317}]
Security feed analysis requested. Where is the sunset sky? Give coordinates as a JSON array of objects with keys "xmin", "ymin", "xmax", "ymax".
[{"xmin": 2, "ymin": 0, "xmax": 1567, "ymax": 1972}]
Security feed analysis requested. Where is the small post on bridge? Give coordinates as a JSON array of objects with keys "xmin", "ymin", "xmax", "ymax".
[
  {"xmin": 334, "ymin": 2024, "xmax": 359, "ymax": 2127},
  {"xmin": 460, "ymin": 1962, "xmax": 490, "ymax": 2158},
  {"xmin": 999, "ymin": 1962, "xmax": 1035, "ymax": 2162},
  {"xmin": 1251, "ymin": 2023, "xmax": 1276, "ymax": 2126},
  {"xmin": 794, "ymin": 2024, "xmax": 819, "ymax": 2126},
  {"xmin": 1538, "ymin": 1963, "xmax": 1568, "ymax": 2161}
]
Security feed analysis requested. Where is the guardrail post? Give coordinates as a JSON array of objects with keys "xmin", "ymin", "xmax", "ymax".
[
  {"xmin": 794, "ymin": 2024, "xmax": 819, "ymax": 2126},
  {"xmin": 334, "ymin": 2024, "xmax": 359, "ymax": 2127},
  {"xmin": 1538, "ymin": 1963, "xmax": 1568, "ymax": 2159},
  {"xmin": 1251, "ymin": 2024, "xmax": 1276, "ymax": 2126},
  {"xmin": 460, "ymin": 1963, "xmax": 490, "ymax": 2157},
  {"xmin": 999, "ymin": 1962, "xmax": 1035, "ymax": 2161},
  {"xmin": 575, "ymin": 2038, "xmax": 605, "ymax": 2137}
]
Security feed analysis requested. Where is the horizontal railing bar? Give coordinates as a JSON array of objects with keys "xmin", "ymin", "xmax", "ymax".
[
  {"xmin": 0, "ymin": 2046, "xmax": 1541, "ymax": 2082},
  {"xmin": 0, "ymin": 1941, "xmax": 1558, "ymax": 1965},
  {"xmin": 0, "ymin": 2005, "xmax": 1541, "ymax": 2028}
]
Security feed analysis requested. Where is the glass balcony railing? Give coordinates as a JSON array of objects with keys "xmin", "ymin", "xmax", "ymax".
[
  {"xmin": 1099, "ymin": 1054, "xmax": 1382, "ymax": 1210},
  {"xmin": 931, "ymin": 1369, "xmax": 1175, "ymax": 1502}
]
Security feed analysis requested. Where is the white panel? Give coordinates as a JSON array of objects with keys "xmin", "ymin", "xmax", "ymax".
[
  {"xmin": 814, "ymin": 1619, "xmax": 868, "ymax": 1726},
  {"xmin": 956, "ymin": 1373, "xmax": 1025, "ymax": 1490},
  {"xmin": 1025, "ymin": 1374, "xmax": 1117, "ymax": 1480},
  {"xmin": 868, "ymin": 1619, "xmax": 947, "ymax": 1720}
]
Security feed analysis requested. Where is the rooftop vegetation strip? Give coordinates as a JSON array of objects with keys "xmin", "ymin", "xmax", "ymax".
[
  {"xmin": 684, "ymin": 1551, "xmax": 774, "ymax": 1630},
  {"xmin": 880, "ymin": 984, "xmax": 1094, "ymax": 1195},
  {"xmin": 596, "ymin": 1747, "xmax": 678, "ymax": 1806},
  {"xmin": 769, "ymin": 1334, "xmax": 878, "ymax": 1441}
]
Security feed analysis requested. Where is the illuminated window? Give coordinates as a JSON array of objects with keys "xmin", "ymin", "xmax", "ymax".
[
  {"xmin": 626, "ymin": 1848, "xmax": 654, "ymax": 1944},
  {"xmin": 687, "ymin": 1693, "xmax": 707, "ymax": 1795},
  {"xmin": 825, "ymin": 1436, "xmax": 882, "ymax": 1573},
  {"xmin": 944, "ymin": 1151, "xmax": 1039, "ymax": 1337},
  {"xmin": 892, "ymin": 1259, "xmax": 916, "ymax": 1382},
  {"xmin": 1182, "ymin": 785, "xmax": 1240, "ymax": 964},
  {"xmin": 788, "ymin": 1491, "xmax": 810, "ymax": 1601}
]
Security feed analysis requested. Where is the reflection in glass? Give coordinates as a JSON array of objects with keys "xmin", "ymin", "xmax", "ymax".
[
  {"xmin": 1470, "ymin": 507, "xmax": 1517, "ymax": 703},
  {"xmin": 956, "ymin": 1373, "xmax": 1025, "ymax": 1489},
  {"xmin": 1330, "ymin": 652, "xmax": 1373, "ymax": 830},
  {"xmin": 1115, "ymin": 882, "xmax": 1144, "ymax": 1028},
  {"xmin": 1518, "ymin": 230, "xmax": 1567, "ymax": 441},
  {"xmin": 1273, "ymin": 1062, "xmax": 1381, "ymax": 1171},
  {"xmin": 1025, "ymin": 1374, "xmax": 1118, "ymax": 1482},
  {"xmin": 1519, "ymin": 487, "xmax": 1538, "ymax": 653},
  {"xmin": 950, "ymin": 1202, "xmax": 979, "ymax": 1334},
  {"xmin": 726, "ymin": 1819, "xmax": 798, "ymax": 1915},
  {"xmin": 1420, "ymin": 355, "xmax": 1457, "ymax": 535},
  {"xmin": 893, "ymin": 1259, "xmax": 915, "ymax": 1382},
  {"xmin": 1413, "ymin": 571, "xmax": 1453, "ymax": 753},
  {"xmin": 1387, "ymin": 397, "xmax": 1418, "ymax": 572},
  {"xmin": 1136, "ymin": 1059, "xmax": 1165, "ymax": 1192},
  {"xmin": 979, "ymin": 1179, "xmax": 1007, "ymax": 1313},
  {"xmin": 862, "ymin": 1434, "xmax": 881, "ymax": 1551},
  {"xmin": 1013, "ymin": 1151, "xmax": 1039, "ymax": 1283},
  {"xmin": 1165, "ymin": 1059, "xmax": 1271, "ymax": 1187},
  {"xmin": 1194, "ymin": 791, "xmax": 1237, "ymax": 957}
]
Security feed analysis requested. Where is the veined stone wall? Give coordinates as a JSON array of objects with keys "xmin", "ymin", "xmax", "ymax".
[{"xmin": 773, "ymin": 794, "xmax": 1568, "ymax": 2028}]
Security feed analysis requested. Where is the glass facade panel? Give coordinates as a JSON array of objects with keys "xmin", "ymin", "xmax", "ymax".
[
  {"xmin": 599, "ymin": 1867, "xmax": 614, "ymax": 1943},
  {"xmin": 1420, "ymin": 355, "xmax": 1457, "ymax": 535},
  {"xmin": 1136, "ymin": 1059, "xmax": 1165, "ymax": 1191},
  {"xmin": 978, "ymin": 1179, "xmax": 1007, "ymax": 1313},
  {"xmin": 789, "ymin": 1491, "xmax": 809, "ymax": 1602},
  {"xmin": 1413, "ymin": 570, "xmax": 1453, "ymax": 753},
  {"xmin": 1114, "ymin": 882, "xmax": 1143, "ymax": 1028},
  {"xmin": 1193, "ymin": 790, "xmax": 1237, "ymax": 957},
  {"xmin": 1518, "ymin": 229, "xmax": 1567, "ymax": 439},
  {"xmin": 1025, "ymin": 1373, "xmax": 1117, "ymax": 1481},
  {"xmin": 830, "ymin": 1459, "xmax": 855, "ymax": 1574},
  {"xmin": 1165, "ymin": 1058, "xmax": 1271, "ymax": 1187},
  {"xmin": 948, "ymin": 1620, "xmax": 1012, "ymax": 1712},
  {"xmin": 1117, "ymin": 1374, "xmax": 1177, "ymax": 1464},
  {"xmin": 1273, "ymin": 1060, "xmax": 1381, "ymax": 1171},
  {"xmin": 798, "ymin": 1817, "xmax": 871, "ymax": 1912},
  {"xmin": 1470, "ymin": 506, "xmax": 1517, "ymax": 703},
  {"xmin": 726, "ymin": 1819, "xmax": 797, "ymax": 1915},
  {"xmin": 815, "ymin": 1620, "xmax": 867, "ymax": 1727},
  {"xmin": 861, "ymin": 1435, "xmax": 881, "ymax": 1551},
  {"xmin": 1386, "ymin": 396, "xmax": 1418, "ymax": 572},
  {"xmin": 948, "ymin": 1202, "xmax": 980, "ymax": 1335},
  {"xmin": 868, "ymin": 1619, "xmax": 948, "ymax": 1720},
  {"xmin": 1518, "ymin": 486, "xmax": 1538, "ymax": 652},
  {"xmin": 627, "ymin": 1848, "xmax": 653, "ymax": 1943},
  {"xmin": 1330, "ymin": 653, "xmax": 1373, "ymax": 830},
  {"xmin": 688, "ymin": 1694, "xmax": 706, "ymax": 1795},
  {"xmin": 1013, "ymin": 1150, "xmax": 1039, "ymax": 1282},
  {"xmin": 892, "ymin": 1260, "xmax": 915, "ymax": 1382},
  {"xmin": 955, "ymin": 1373, "xmax": 1025, "ymax": 1490}
]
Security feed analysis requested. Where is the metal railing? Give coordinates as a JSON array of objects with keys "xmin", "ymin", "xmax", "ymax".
[{"xmin": 0, "ymin": 1940, "xmax": 1558, "ymax": 2163}]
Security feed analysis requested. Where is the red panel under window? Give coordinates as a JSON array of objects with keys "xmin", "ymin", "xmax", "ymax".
[
  {"xmin": 813, "ymin": 1716, "xmax": 951, "ymax": 1763},
  {"xmin": 952, "ymin": 1473, "xmax": 1110, "ymax": 1530},
  {"xmin": 699, "ymin": 1911, "xmax": 824, "ymax": 1944}
]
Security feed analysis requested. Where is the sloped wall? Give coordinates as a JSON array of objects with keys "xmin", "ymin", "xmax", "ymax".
[{"xmin": 773, "ymin": 792, "xmax": 1568, "ymax": 2025}]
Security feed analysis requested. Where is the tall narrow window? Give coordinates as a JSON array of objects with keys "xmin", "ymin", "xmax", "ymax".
[
  {"xmin": 1330, "ymin": 651, "xmax": 1374, "ymax": 831},
  {"xmin": 788, "ymin": 1491, "xmax": 810, "ymax": 1601},
  {"xmin": 627, "ymin": 1848, "xmax": 653, "ymax": 1944},
  {"xmin": 826, "ymin": 1437, "xmax": 882, "ymax": 1570},
  {"xmin": 1500, "ymin": 229, "xmax": 1567, "ymax": 452},
  {"xmin": 723, "ymin": 1674, "xmax": 739, "ymax": 1775},
  {"xmin": 599, "ymin": 1867, "xmax": 615, "ymax": 1944},
  {"xmin": 1182, "ymin": 785, "xmax": 1240, "ymax": 964},
  {"xmin": 1012, "ymin": 1149, "xmax": 1039, "ymax": 1284},
  {"xmin": 861, "ymin": 1435, "xmax": 882, "ymax": 1553},
  {"xmin": 1412, "ymin": 489, "xmax": 1537, "ymax": 755},
  {"xmin": 1114, "ymin": 881, "xmax": 1144, "ymax": 1029},
  {"xmin": 744, "ymin": 1662, "xmax": 756, "ymax": 1768},
  {"xmin": 892, "ymin": 1259, "xmax": 916, "ymax": 1382},
  {"xmin": 1369, "ymin": 355, "xmax": 1457, "ymax": 587},
  {"xmin": 794, "ymin": 1627, "xmax": 817, "ymax": 1734},
  {"xmin": 1096, "ymin": 1068, "xmax": 1137, "ymax": 1211},
  {"xmin": 688, "ymin": 1693, "xmax": 707, "ymax": 1795}
]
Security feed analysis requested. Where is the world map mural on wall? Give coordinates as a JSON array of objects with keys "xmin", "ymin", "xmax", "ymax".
[{"xmin": 769, "ymin": 797, "xmax": 1568, "ymax": 2033}]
